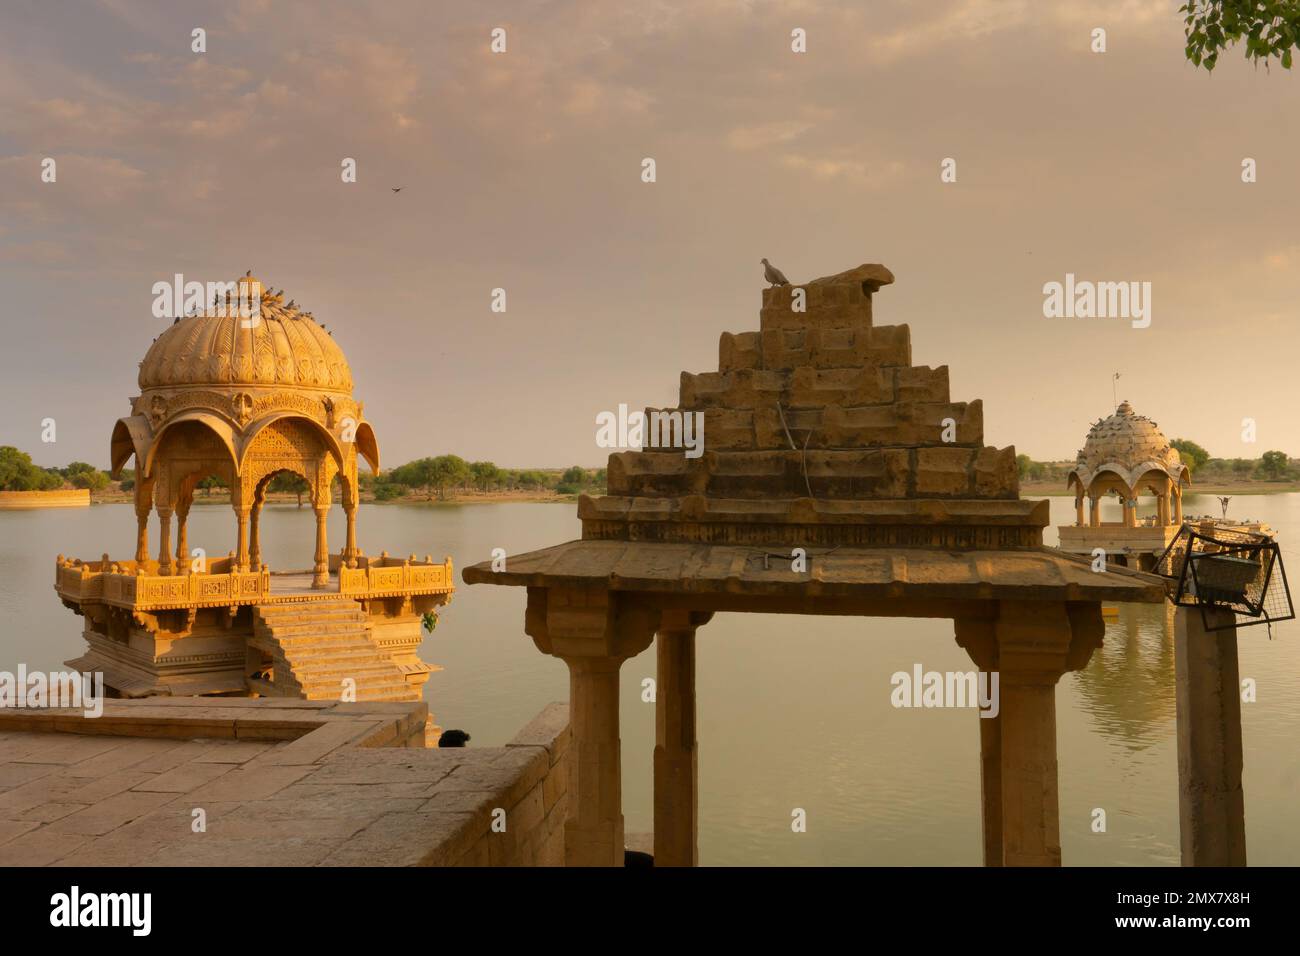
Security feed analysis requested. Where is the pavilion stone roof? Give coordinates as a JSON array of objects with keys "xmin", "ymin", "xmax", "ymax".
[
  {"xmin": 463, "ymin": 539, "xmax": 1166, "ymax": 604},
  {"xmin": 464, "ymin": 262, "xmax": 1167, "ymax": 604},
  {"xmin": 1069, "ymin": 400, "xmax": 1189, "ymax": 492},
  {"xmin": 580, "ymin": 263, "xmax": 1040, "ymax": 549}
]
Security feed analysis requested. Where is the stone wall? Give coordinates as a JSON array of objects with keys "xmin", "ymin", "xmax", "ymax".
[
  {"xmin": 0, "ymin": 489, "xmax": 90, "ymax": 509},
  {"xmin": 447, "ymin": 702, "xmax": 570, "ymax": 866}
]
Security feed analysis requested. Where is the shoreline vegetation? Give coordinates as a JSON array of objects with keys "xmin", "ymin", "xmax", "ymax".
[
  {"xmin": 2, "ymin": 447, "xmax": 604, "ymax": 506},
  {"xmin": 5, "ymin": 445, "xmax": 1299, "ymax": 506}
]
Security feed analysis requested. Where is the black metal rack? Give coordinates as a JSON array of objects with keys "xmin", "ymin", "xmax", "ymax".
[{"xmin": 1153, "ymin": 523, "xmax": 1294, "ymax": 632}]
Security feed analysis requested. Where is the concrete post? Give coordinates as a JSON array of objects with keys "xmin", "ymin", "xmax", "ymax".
[{"xmin": 1175, "ymin": 606, "xmax": 1246, "ymax": 866}]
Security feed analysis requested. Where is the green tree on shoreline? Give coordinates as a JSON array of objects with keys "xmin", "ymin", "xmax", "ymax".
[{"xmin": 0, "ymin": 447, "xmax": 63, "ymax": 491}]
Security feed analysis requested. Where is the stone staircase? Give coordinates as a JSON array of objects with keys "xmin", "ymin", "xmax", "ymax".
[{"xmin": 251, "ymin": 599, "xmax": 418, "ymax": 702}]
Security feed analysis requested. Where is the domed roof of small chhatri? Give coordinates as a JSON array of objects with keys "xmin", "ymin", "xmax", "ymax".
[
  {"xmin": 1073, "ymin": 400, "xmax": 1186, "ymax": 486},
  {"xmin": 138, "ymin": 275, "xmax": 352, "ymax": 395}
]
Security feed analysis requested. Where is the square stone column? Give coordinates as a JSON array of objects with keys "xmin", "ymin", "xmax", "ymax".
[
  {"xmin": 954, "ymin": 616, "xmax": 1001, "ymax": 866},
  {"xmin": 1175, "ymin": 606, "xmax": 1246, "ymax": 866},
  {"xmin": 654, "ymin": 610, "xmax": 711, "ymax": 867},
  {"xmin": 993, "ymin": 600, "xmax": 1104, "ymax": 867},
  {"xmin": 525, "ymin": 587, "xmax": 658, "ymax": 867}
]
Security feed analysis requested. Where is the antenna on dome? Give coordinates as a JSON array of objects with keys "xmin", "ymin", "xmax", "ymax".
[{"xmin": 1112, "ymin": 372, "xmax": 1121, "ymax": 411}]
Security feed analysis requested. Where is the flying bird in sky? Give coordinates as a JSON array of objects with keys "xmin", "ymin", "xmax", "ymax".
[
  {"xmin": 761, "ymin": 258, "xmax": 790, "ymax": 287},
  {"xmin": 391, "ymin": 187, "xmax": 402, "ymax": 193}
]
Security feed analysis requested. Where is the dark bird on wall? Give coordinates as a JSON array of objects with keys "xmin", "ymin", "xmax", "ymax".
[
  {"xmin": 761, "ymin": 257, "xmax": 790, "ymax": 287},
  {"xmin": 438, "ymin": 729, "xmax": 471, "ymax": 748},
  {"xmin": 1218, "ymin": 496, "xmax": 1231, "ymax": 519}
]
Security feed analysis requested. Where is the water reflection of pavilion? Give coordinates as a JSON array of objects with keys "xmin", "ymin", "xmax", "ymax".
[{"xmin": 1073, "ymin": 603, "xmax": 1177, "ymax": 751}]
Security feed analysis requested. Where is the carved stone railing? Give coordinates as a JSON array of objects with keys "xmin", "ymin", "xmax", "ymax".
[
  {"xmin": 56, "ymin": 551, "xmax": 454, "ymax": 610},
  {"xmin": 337, "ymin": 553, "xmax": 455, "ymax": 598},
  {"xmin": 54, "ymin": 556, "xmax": 271, "ymax": 611}
]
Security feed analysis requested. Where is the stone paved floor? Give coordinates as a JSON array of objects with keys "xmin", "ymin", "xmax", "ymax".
[{"xmin": 0, "ymin": 698, "xmax": 567, "ymax": 866}]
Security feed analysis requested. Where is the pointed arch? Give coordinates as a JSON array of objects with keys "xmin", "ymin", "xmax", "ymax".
[
  {"xmin": 355, "ymin": 421, "xmax": 379, "ymax": 473},
  {"xmin": 142, "ymin": 412, "xmax": 239, "ymax": 479},
  {"xmin": 110, "ymin": 416, "xmax": 152, "ymax": 479},
  {"xmin": 237, "ymin": 412, "xmax": 346, "ymax": 474}
]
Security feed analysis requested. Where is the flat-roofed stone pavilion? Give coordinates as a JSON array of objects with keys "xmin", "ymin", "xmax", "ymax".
[{"xmin": 466, "ymin": 262, "xmax": 1166, "ymax": 866}]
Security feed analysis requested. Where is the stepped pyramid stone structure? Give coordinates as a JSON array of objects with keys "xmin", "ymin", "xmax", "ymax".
[
  {"xmin": 56, "ymin": 275, "xmax": 452, "ymax": 737},
  {"xmin": 584, "ymin": 263, "xmax": 1032, "ymax": 549},
  {"xmin": 467, "ymin": 262, "xmax": 1165, "ymax": 868}
]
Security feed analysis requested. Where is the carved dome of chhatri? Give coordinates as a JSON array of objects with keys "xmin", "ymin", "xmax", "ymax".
[
  {"xmin": 113, "ymin": 275, "xmax": 377, "ymax": 478},
  {"xmin": 138, "ymin": 275, "xmax": 353, "ymax": 395},
  {"xmin": 1070, "ymin": 400, "xmax": 1188, "ymax": 490}
]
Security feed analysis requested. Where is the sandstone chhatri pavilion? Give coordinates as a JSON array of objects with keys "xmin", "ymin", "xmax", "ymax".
[
  {"xmin": 1057, "ymin": 401, "xmax": 1272, "ymax": 570},
  {"xmin": 54, "ymin": 276, "xmax": 453, "ymax": 726},
  {"xmin": 1058, "ymin": 400, "xmax": 1191, "ymax": 570}
]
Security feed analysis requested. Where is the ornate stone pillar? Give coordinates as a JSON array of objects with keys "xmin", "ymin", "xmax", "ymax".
[
  {"xmin": 234, "ymin": 509, "xmax": 250, "ymax": 570},
  {"xmin": 157, "ymin": 508, "xmax": 173, "ymax": 576},
  {"xmin": 994, "ymin": 600, "xmax": 1103, "ymax": 867},
  {"xmin": 955, "ymin": 616, "xmax": 1001, "ymax": 866},
  {"xmin": 654, "ymin": 610, "xmax": 711, "ymax": 867},
  {"xmin": 249, "ymin": 491, "xmax": 265, "ymax": 571},
  {"xmin": 134, "ymin": 487, "xmax": 151, "ymax": 565},
  {"xmin": 152, "ymin": 470, "xmax": 171, "ymax": 574},
  {"xmin": 312, "ymin": 506, "xmax": 330, "ymax": 587},
  {"xmin": 343, "ymin": 499, "xmax": 358, "ymax": 564},
  {"xmin": 525, "ymin": 587, "xmax": 657, "ymax": 866},
  {"xmin": 1175, "ymin": 606, "xmax": 1246, "ymax": 866},
  {"xmin": 1173, "ymin": 487, "xmax": 1183, "ymax": 525},
  {"xmin": 1088, "ymin": 495, "xmax": 1100, "ymax": 527},
  {"xmin": 1074, "ymin": 496, "xmax": 1085, "ymax": 527},
  {"xmin": 174, "ymin": 496, "xmax": 191, "ymax": 573}
]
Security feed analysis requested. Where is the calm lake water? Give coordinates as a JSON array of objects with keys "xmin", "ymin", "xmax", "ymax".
[{"xmin": 3, "ymin": 493, "xmax": 1298, "ymax": 866}]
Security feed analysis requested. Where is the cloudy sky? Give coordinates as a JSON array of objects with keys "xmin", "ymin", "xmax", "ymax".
[{"xmin": 2, "ymin": 0, "xmax": 1296, "ymax": 470}]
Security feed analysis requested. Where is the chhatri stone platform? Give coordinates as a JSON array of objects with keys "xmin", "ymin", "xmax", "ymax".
[{"xmin": 466, "ymin": 262, "xmax": 1167, "ymax": 868}]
